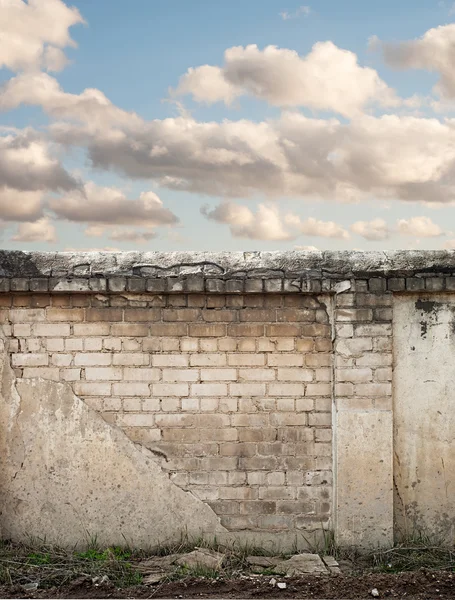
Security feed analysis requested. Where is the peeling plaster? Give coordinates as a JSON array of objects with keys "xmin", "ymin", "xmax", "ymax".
[{"xmin": 0, "ymin": 339, "xmax": 228, "ymax": 548}]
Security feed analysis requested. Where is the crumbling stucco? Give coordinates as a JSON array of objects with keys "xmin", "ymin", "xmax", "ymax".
[{"xmin": 0, "ymin": 339, "xmax": 228, "ymax": 548}]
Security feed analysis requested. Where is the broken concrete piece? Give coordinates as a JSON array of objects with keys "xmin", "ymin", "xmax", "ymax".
[
  {"xmin": 0, "ymin": 346, "xmax": 227, "ymax": 548},
  {"xmin": 175, "ymin": 548, "xmax": 225, "ymax": 570},
  {"xmin": 143, "ymin": 573, "xmax": 168, "ymax": 585},
  {"xmin": 246, "ymin": 556, "xmax": 282, "ymax": 568},
  {"xmin": 136, "ymin": 554, "xmax": 180, "ymax": 573},
  {"xmin": 322, "ymin": 555, "xmax": 342, "ymax": 574},
  {"xmin": 275, "ymin": 553, "xmax": 329, "ymax": 576}
]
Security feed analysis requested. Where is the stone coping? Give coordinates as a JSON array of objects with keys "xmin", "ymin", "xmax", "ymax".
[{"xmin": 0, "ymin": 250, "xmax": 455, "ymax": 293}]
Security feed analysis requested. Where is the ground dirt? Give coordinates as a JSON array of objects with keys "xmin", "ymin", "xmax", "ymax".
[{"xmin": 1, "ymin": 570, "xmax": 455, "ymax": 599}]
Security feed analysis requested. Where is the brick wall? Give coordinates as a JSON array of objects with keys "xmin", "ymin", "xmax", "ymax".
[{"xmin": 1, "ymin": 291, "xmax": 333, "ymax": 534}]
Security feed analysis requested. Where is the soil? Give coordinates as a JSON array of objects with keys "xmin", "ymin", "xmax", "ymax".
[{"xmin": 1, "ymin": 570, "xmax": 455, "ymax": 599}]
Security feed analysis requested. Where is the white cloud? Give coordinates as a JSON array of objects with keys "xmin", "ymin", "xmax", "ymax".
[
  {"xmin": 377, "ymin": 24, "xmax": 455, "ymax": 100},
  {"xmin": 11, "ymin": 217, "xmax": 57, "ymax": 243},
  {"xmin": 170, "ymin": 66, "xmax": 240, "ymax": 106},
  {"xmin": 351, "ymin": 218, "xmax": 390, "ymax": 241},
  {"xmin": 47, "ymin": 109, "xmax": 455, "ymax": 206},
  {"xmin": 396, "ymin": 216, "xmax": 444, "ymax": 237},
  {"xmin": 285, "ymin": 214, "xmax": 350, "ymax": 239},
  {"xmin": 0, "ymin": 187, "xmax": 44, "ymax": 222},
  {"xmin": 85, "ymin": 225, "xmax": 157, "ymax": 243},
  {"xmin": 0, "ymin": 128, "xmax": 79, "ymax": 193},
  {"xmin": 202, "ymin": 202, "xmax": 296, "ymax": 241},
  {"xmin": 294, "ymin": 245, "xmax": 319, "ymax": 251},
  {"xmin": 0, "ymin": 72, "xmax": 142, "ymax": 128},
  {"xmin": 280, "ymin": 6, "xmax": 311, "ymax": 20},
  {"xmin": 202, "ymin": 201, "xmax": 349, "ymax": 241},
  {"xmin": 108, "ymin": 229, "xmax": 158, "ymax": 243},
  {"xmin": 173, "ymin": 42, "xmax": 400, "ymax": 117},
  {"xmin": 0, "ymin": 0, "xmax": 84, "ymax": 73},
  {"xmin": 49, "ymin": 183, "xmax": 179, "ymax": 228}
]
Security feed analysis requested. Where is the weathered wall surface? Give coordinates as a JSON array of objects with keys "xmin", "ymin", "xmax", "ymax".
[
  {"xmin": 1, "ymin": 292, "xmax": 333, "ymax": 536},
  {"xmin": 0, "ymin": 339, "xmax": 227, "ymax": 547},
  {"xmin": 394, "ymin": 294, "xmax": 455, "ymax": 541},
  {"xmin": 0, "ymin": 250, "xmax": 453, "ymax": 549}
]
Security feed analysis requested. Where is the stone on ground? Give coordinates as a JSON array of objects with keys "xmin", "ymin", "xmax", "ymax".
[
  {"xmin": 175, "ymin": 547, "xmax": 225, "ymax": 570},
  {"xmin": 246, "ymin": 556, "xmax": 282, "ymax": 568},
  {"xmin": 275, "ymin": 553, "xmax": 329, "ymax": 575}
]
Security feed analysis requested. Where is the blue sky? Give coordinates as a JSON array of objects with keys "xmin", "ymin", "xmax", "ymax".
[{"xmin": 2, "ymin": 0, "xmax": 455, "ymax": 251}]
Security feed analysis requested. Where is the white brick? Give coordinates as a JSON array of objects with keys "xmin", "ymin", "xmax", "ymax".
[
  {"xmin": 230, "ymin": 383, "xmax": 266, "ymax": 396},
  {"xmin": 13, "ymin": 324, "xmax": 31, "ymax": 337},
  {"xmin": 161, "ymin": 397, "xmax": 180, "ymax": 411},
  {"xmin": 123, "ymin": 398, "xmax": 142, "ymax": 411},
  {"xmin": 51, "ymin": 353, "xmax": 72, "ymax": 367},
  {"xmin": 267, "ymin": 354, "xmax": 303, "ymax": 367},
  {"xmin": 103, "ymin": 397, "xmax": 122, "ymax": 411},
  {"xmin": 104, "ymin": 338, "xmax": 122, "ymax": 351},
  {"xmin": 190, "ymin": 383, "xmax": 227, "ymax": 396},
  {"xmin": 276, "ymin": 398, "xmax": 295, "ymax": 411},
  {"xmin": 238, "ymin": 368, "xmax": 275, "ymax": 381},
  {"xmin": 190, "ymin": 354, "xmax": 226, "ymax": 367},
  {"xmin": 152, "ymin": 383, "xmax": 189, "ymax": 396},
  {"xmin": 22, "ymin": 367, "xmax": 59, "ymax": 380},
  {"xmin": 152, "ymin": 354, "xmax": 188, "ymax": 367},
  {"xmin": 113, "ymin": 353, "xmax": 149, "ymax": 366},
  {"xmin": 201, "ymin": 369, "xmax": 237, "ymax": 381},
  {"xmin": 306, "ymin": 383, "xmax": 332, "ymax": 396},
  {"xmin": 142, "ymin": 398, "xmax": 161, "ymax": 411},
  {"xmin": 26, "ymin": 339, "xmax": 42, "ymax": 352},
  {"xmin": 73, "ymin": 323, "xmax": 110, "ymax": 336},
  {"xmin": 277, "ymin": 368, "xmax": 313, "ymax": 381},
  {"xmin": 122, "ymin": 338, "xmax": 142, "ymax": 352},
  {"xmin": 182, "ymin": 397, "xmax": 200, "ymax": 411},
  {"xmin": 84, "ymin": 338, "xmax": 103, "ymax": 351},
  {"xmin": 218, "ymin": 339, "xmax": 237, "ymax": 351},
  {"xmin": 180, "ymin": 338, "xmax": 199, "ymax": 352},
  {"xmin": 275, "ymin": 339, "xmax": 295, "ymax": 351},
  {"xmin": 227, "ymin": 354, "xmax": 265, "ymax": 366},
  {"xmin": 162, "ymin": 368, "xmax": 199, "ymax": 382},
  {"xmin": 75, "ymin": 382, "xmax": 111, "ymax": 396},
  {"xmin": 200, "ymin": 397, "xmax": 219, "ymax": 411},
  {"xmin": 162, "ymin": 338, "xmax": 180, "ymax": 351},
  {"xmin": 113, "ymin": 382, "xmax": 150, "ymax": 396},
  {"xmin": 269, "ymin": 383, "xmax": 305, "ymax": 396},
  {"xmin": 85, "ymin": 367, "xmax": 123, "ymax": 380},
  {"xmin": 46, "ymin": 338, "xmax": 64, "ymax": 352},
  {"xmin": 65, "ymin": 338, "xmax": 83, "ymax": 351},
  {"xmin": 12, "ymin": 353, "xmax": 48, "ymax": 367},
  {"xmin": 237, "ymin": 339, "xmax": 256, "ymax": 352},
  {"xmin": 123, "ymin": 368, "xmax": 160, "ymax": 381},
  {"xmin": 200, "ymin": 339, "xmax": 218, "ymax": 352},
  {"xmin": 61, "ymin": 368, "xmax": 81, "ymax": 381},
  {"xmin": 74, "ymin": 353, "xmax": 112, "ymax": 366},
  {"xmin": 34, "ymin": 323, "xmax": 70, "ymax": 337}
]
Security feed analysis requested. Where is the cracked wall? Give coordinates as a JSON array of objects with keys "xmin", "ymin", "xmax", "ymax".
[
  {"xmin": 0, "ymin": 291, "xmax": 333, "ymax": 544},
  {"xmin": 393, "ymin": 294, "xmax": 455, "ymax": 541},
  {"xmin": 1, "ymin": 250, "xmax": 455, "ymax": 549}
]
